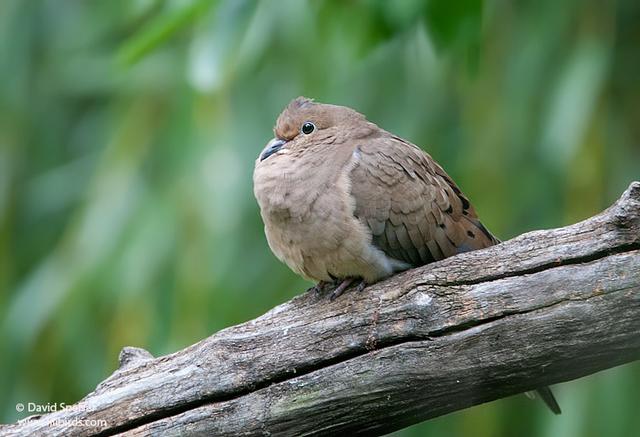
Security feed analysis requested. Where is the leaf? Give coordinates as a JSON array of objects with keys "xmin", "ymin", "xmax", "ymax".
[{"xmin": 117, "ymin": 0, "xmax": 216, "ymax": 66}]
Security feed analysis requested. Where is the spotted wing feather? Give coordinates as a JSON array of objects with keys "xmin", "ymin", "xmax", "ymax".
[{"xmin": 349, "ymin": 135, "xmax": 498, "ymax": 267}]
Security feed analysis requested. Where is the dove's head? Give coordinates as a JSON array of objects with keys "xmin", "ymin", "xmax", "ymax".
[{"xmin": 258, "ymin": 97, "xmax": 369, "ymax": 162}]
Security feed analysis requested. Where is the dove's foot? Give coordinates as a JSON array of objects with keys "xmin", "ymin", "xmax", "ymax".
[
  {"xmin": 307, "ymin": 281, "xmax": 331, "ymax": 296},
  {"xmin": 355, "ymin": 280, "xmax": 367, "ymax": 292},
  {"xmin": 329, "ymin": 278, "xmax": 355, "ymax": 301},
  {"xmin": 329, "ymin": 278, "xmax": 367, "ymax": 300}
]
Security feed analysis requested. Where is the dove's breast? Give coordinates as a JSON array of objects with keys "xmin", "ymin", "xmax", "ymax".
[{"xmin": 253, "ymin": 148, "xmax": 407, "ymax": 283}]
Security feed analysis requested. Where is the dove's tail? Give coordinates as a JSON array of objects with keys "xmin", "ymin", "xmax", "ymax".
[
  {"xmin": 526, "ymin": 387, "xmax": 562, "ymax": 415},
  {"xmin": 536, "ymin": 386, "xmax": 562, "ymax": 415}
]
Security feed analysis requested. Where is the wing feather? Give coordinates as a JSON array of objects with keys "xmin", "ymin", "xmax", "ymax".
[{"xmin": 349, "ymin": 135, "xmax": 498, "ymax": 266}]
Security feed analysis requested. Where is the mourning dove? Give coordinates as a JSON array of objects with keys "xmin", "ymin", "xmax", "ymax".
[
  {"xmin": 253, "ymin": 97, "xmax": 560, "ymax": 414},
  {"xmin": 254, "ymin": 97, "xmax": 498, "ymax": 293}
]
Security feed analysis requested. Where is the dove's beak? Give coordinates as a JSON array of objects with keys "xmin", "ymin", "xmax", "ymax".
[{"xmin": 259, "ymin": 138, "xmax": 286, "ymax": 161}]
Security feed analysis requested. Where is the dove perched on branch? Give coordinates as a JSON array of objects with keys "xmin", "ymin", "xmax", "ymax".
[
  {"xmin": 254, "ymin": 97, "xmax": 497, "ymax": 296},
  {"xmin": 253, "ymin": 96, "xmax": 561, "ymax": 414}
]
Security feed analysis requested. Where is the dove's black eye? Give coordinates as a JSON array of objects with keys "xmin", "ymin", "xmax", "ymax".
[{"xmin": 301, "ymin": 122, "xmax": 315, "ymax": 135}]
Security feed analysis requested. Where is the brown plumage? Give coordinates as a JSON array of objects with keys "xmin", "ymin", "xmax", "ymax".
[
  {"xmin": 253, "ymin": 96, "xmax": 561, "ymax": 414},
  {"xmin": 254, "ymin": 96, "xmax": 498, "ymax": 289}
]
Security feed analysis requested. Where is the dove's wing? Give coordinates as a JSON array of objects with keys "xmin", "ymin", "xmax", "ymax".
[{"xmin": 349, "ymin": 134, "xmax": 499, "ymax": 266}]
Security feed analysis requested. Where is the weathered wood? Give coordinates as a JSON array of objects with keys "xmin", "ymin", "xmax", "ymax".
[{"xmin": 2, "ymin": 182, "xmax": 639, "ymax": 437}]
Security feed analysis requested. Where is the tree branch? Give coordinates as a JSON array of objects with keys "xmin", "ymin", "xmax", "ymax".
[{"xmin": 3, "ymin": 182, "xmax": 640, "ymax": 437}]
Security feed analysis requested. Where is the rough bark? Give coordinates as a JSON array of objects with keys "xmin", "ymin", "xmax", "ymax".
[{"xmin": 2, "ymin": 182, "xmax": 639, "ymax": 437}]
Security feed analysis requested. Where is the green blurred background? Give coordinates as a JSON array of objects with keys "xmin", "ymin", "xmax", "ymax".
[{"xmin": 1, "ymin": 0, "xmax": 638, "ymax": 435}]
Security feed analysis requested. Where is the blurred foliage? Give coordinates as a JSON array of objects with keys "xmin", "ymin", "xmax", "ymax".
[{"xmin": 1, "ymin": 0, "xmax": 639, "ymax": 435}]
